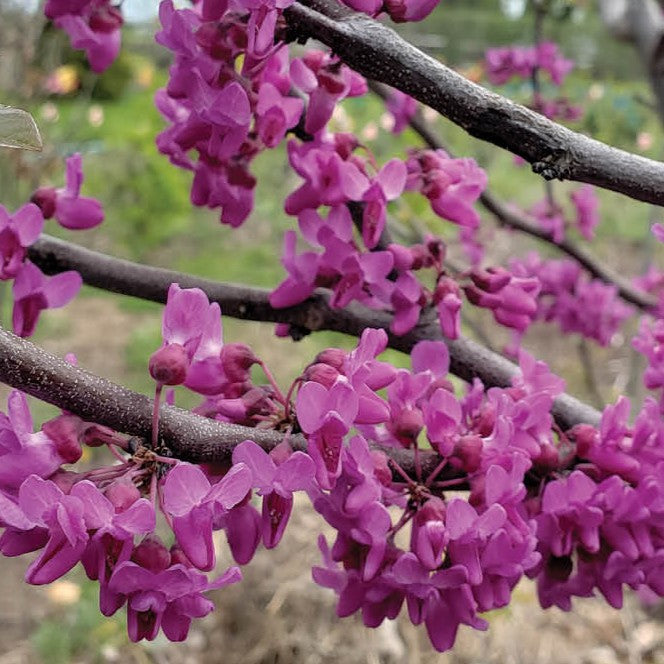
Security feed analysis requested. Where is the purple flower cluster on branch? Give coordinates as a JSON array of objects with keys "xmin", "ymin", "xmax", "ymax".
[
  {"xmin": 3, "ymin": 286, "xmax": 664, "ymax": 650},
  {"xmin": 4, "ymin": 0, "xmax": 664, "ymax": 654},
  {"xmin": 45, "ymin": 0, "xmax": 123, "ymax": 73},
  {"xmin": 0, "ymin": 153, "xmax": 104, "ymax": 338}
]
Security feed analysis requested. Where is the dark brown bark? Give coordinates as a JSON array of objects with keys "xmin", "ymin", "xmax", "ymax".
[
  {"xmin": 283, "ymin": 0, "xmax": 664, "ymax": 208},
  {"xmin": 28, "ymin": 235, "xmax": 601, "ymax": 430}
]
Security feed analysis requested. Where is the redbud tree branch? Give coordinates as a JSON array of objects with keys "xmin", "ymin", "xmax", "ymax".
[
  {"xmin": 283, "ymin": 0, "xmax": 664, "ymax": 208},
  {"xmin": 0, "ymin": 324, "xmax": 462, "ymax": 482},
  {"xmin": 368, "ymin": 82, "xmax": 656, "ymax": 311},
  {"xmin": 27, "ymin": 235, "xmax": 601, "ymax": 430}
]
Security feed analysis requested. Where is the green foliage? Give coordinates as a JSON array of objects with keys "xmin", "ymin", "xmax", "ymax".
[{"xmin": 32, "ymin": 579, "xmax": 127, "ymax": 664}]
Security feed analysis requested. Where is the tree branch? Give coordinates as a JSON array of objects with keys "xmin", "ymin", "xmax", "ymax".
[
  {"xmin": 0, "ymin": 324, "xmax": 464, "ymax": 483},
  {"xmin": 369, "ymin": 81, "xmax": 656, "ymax": 311},
  {"xmin": 283, "ymin": 0, "xmax": 664, "ymax": 208},
  {"xmin": 27, "ymin": 235, "xmax": 601, "ymax": 430}
]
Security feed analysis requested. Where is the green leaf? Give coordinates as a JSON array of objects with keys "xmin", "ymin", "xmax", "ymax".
[{"xmin": 0, "ymin": 104, "xmax": 42, "ymax": 150}]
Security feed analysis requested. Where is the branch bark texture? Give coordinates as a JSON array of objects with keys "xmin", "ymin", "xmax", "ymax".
[
  {"xmin": 0, "ymin": 325, "xmax": 461, "ymax": 481},
  {"xmin": 284, "ymin": 0, "xmax": 664, "ymax": 208},
  {"xmin": 369, "ymin": 82, "xmax": 656, "ymax": 311},
  {"xmin": 28, "ymin": 235, "xmax": 601, "ymax": 430}
]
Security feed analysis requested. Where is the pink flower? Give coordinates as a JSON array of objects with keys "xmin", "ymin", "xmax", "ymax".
[
  {"xmin": 0, "ymin": 204, "xmax": 44, "ymax": 280},
  {"xmin": 232, "ymin": 440, "xmax": 315, "ymax": 548},
  {"xmin": 32, "ymin": 154, "xmax": 104, "ymax": 231},
  {"xmin": 12, "ymin": 261, "xmax": 82, "ymax": 338},
  {"xmin": 162, "ymin": 462, "xmax": 252, "ymax": 570},
  {"xmin": 109, "ymin": 559, "xmax": 241, "ymax": 642},
  {"xmin": 151, "ymin": 283, "xmax": 225, "ymax": 394},
  {"xmin": 290, "ymin": 52, "xmax": 367, "ymax": 135},
  {"xmin": 296, "ymin": 380, "xmax": 359, "ymax": 488},
  {"xmin": 571, "ymin": 185, "xmax": 599, "ymax": 241},
  {"xmin": 0, "ymin": 391, "xmax": 77, "ymax": 492},
  {"xmin": 385, "ymin": 89, "xmax": 417, "ymax": 134},
  {"xmin": 46, "ymin": 0, "xmax": 123, "ymax": 73},
  {"xmin": 652, "ymin": 223, "xmax": 664, "ymax": 243}
]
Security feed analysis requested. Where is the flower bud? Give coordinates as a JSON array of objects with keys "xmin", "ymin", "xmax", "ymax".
[
  {"xmin": 388, "ymin": 243, "xmax": 414, "ymax": 272},
  {"xmin": 570, "ymin": 423, "xmax": 598, "ymax": 459},
  {"xmin": 89, "ymin": 4, "xmax": 123, "ymax": 32},
  {"xmin": 304, "ymin": 362, "xmax": 340, "ymax": 388},
  {"xmin": 533, "ymin": 443, "xmax": 560, "ymax": 473},
  {"xmin": 389, "ymin": 407, "xmax": 424, "ymax": 448},
  {"xmin": 50, "ymin": 470, "xmax": 79, "ymax": 494},
  {"xmin": 470, "ymin": 267, "xmax": 511, "ymax": 293},
  {"xmin": 453, "ymin": 434, "xmax": 483, "ymax": 473},
  {"xmin": 30, "ymin": 187, "xmax": 57, "ymax": 219},
  {"xmin": 169, "ymin": 545, "xmax": 193, "ymax": 567},
  {"xmin": 411, "ymin": 497, "xmax": 447, "ymax": 569},
  {"xmin": 370, "ymin": 450, "xmax": 392, "ymax": 486},
  {"xmin": 315, "ymin": 348, "xmax": 347, "ymax": 370},
  {"xmin": 221, "ymin": 343, "xmax": 258, "ymax": 382},
  {"xmin": 106, "ymin": 481, "xmax": 140, "ymax": 511},
  {"xmin": 131, "ymin": 535, "xmax": 171, "ymax": 573},
  {"xmin": 149, "ymin": 343, "xmax": 189, "ymax": 385}
]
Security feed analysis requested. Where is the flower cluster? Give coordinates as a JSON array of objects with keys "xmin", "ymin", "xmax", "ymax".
[
  {"xmin": 23, "ymin": 0, "xmax": 664, "ymax": 655},
  {"xmin": 4, "ymin": 281, "xmax": 664, "ymax": 651},
  {"xmin": 529, "ymin": 185, "xmax": 600, "ymax": 243},
  {"xmin": 633, "ymin": 317, "xmax": 664, "ymax": 412},
  {"xmin": 0, "ymin": 154, "xmax": 104, "ymax": 338},
  {"xmin": 485, "ymin": 42, "xmax": 573, "ymax": 86},
  {"xmin": 510, "ymin": 252, "xmax": 632, "ymax": 346},
  {"xmin": 271, "ymin": 144, "xmax": 487, "ymax": 338},
  {"xmin": 485, "ymin": 42, "xmax": 582, "ymax": 122},
  {"xmin": 44, "ymin": 0, "xmax": 123, "ymax": 73}
]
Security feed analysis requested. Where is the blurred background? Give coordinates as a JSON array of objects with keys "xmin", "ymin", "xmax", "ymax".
[{"xmin": 1, "ymin": 0, "xmax": 664, "ymax": 662}]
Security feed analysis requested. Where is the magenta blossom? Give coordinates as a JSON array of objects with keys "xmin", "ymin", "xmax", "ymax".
[
  {"xmin": 150, "ymin": 283, "xmax": 225, "ymax": 394},
  {"xmin": 290, "ymin": 52, "xmax": 367, "ymax": 135},
  {"xmin": 652, "ymin": 223, "xmax": 664, "ymax": 243},
  {"xmin": 232, "ymin": 440, "xmax": 315, "ymax": 548},
  {"xmin": 32, "ymin": 153, "xmax": 104, "ymax": 231},
  {"xmin": 12, "ymin": 261, "xmax": 82, "ymax": 338},
  {"xmin": 0, "ymin": 391, "xmax": 79, "ymax": 492},
  {"xmin": 0, "ymin": 203, "xmax": 43, "ymax": 280},
  {"xmin": 385, "ymin": 89, "xmax": 417, "ymax": 133},
  {"xmin": 45, "ymin": 0, "xmax": 123, "ymax": 73},
  {"xmin": 109, "ymin": 559, "xmax": 241, "ymax": 642},
  {"xmin": 162, "ymin": 461, "xmax": 252, "ymax": 571},
  {"xmin": 296, "ymin": 379, "xmax": 359, "ymax": 488},
  {"xmin": 570, "ymin": 185, "xmax": 599, "ymax": 241}
]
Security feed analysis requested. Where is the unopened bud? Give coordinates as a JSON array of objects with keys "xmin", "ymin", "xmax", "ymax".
[
  {"xmin": 149, "ymin": 343, "xmax": 189, "ymax": 385},
  {"xmin": 30, "ymin": 187, "xmax": 57, "ymax": 219},
  {"xmin": 131, "ymin": 535, "xmax": 171, "ymax": 573},
  {"xmin": 106, "ymin": 481, "xmax": 140, "ymax": 511},
  {"xmin": 304, "ymin": 362, "xmax": 340, "ymax": 388},
  {"xmin": 221, "ymin": 343, "xmax": 257, "ymax": 382},
  {"xmin": 570, "ymin": 423, "xmax": 598, "ymax": 459},
  {"xmin": 453, "ymin": 434, "xmax": 482, "ymax": 473},
  {"xmin": 533, "ymin": 444, "xmax": 560, "ymax": 473},
  {"xmin": 314, "ymin": 348, "xmax": 346, "ymax": 370},
  {"xmin": 370, "ymin": 450, "xmax": 392, "ymax": 486},
  {"xmin": 470, "ymin": 267, "xmax": 511, "ymax": 293},
  {"xmin": 390, "ymin": 407, "xmax": 424, "ymax": 448}
]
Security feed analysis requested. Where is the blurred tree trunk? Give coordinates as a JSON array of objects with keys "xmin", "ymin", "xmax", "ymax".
[{"xmin": 600, "ymin": 0, "xmax": 664, "ymax": 126}]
